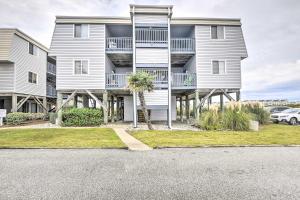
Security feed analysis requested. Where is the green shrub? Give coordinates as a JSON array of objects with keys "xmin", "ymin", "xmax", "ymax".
[
  {"xmin": 242, "ymin": 102, "xmax": 269, "ymax": 124},
  {"xmin": 222, "ymin": 102, "xmax": 250, "ymax": 131},
  {"xmin": 199, "ymin": 106, "xmax": 221, "ymax": 130},
  {"xmin": 62, "ymin": 108, "xmax": 103, "ymax": 127},
  {"xmin": 5, "ymin": 112, "xmax": 46, "ymax": 125}
]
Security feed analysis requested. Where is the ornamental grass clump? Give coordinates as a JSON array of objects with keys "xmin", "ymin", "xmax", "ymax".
[
  {"xmin": 222, "ymin": 101, "xmax": 251, "ymax": 131},
  {"xmin": 242, "ymin": 101, "xmax": 269, "ymax": 124},
  {"xmin": 199, "ymin": 105, "xmax": 222, "ymax": 130}
]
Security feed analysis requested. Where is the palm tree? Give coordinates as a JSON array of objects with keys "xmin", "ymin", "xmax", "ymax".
[{"xmin": 127, "ymin": 71, "xmax": 154, "ymax": 130}]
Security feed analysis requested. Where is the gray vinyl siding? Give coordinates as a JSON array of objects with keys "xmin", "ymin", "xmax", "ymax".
[
  {"xmin": 0, "ymin": 63, "xmax": 14, "ymax": 92},
  {"xmin": 195, "ymin": 25, "xmax": 247, "ymax": 89},
  {"xmin": 50, "ymin": 24, "xmax": 106, "ymax": 90},
  {"xmin": 136, "ymin": 48, "xmax": 168, "ymax": 64},
  {"xmin": 137, "ymin": 90, "xmax": 168, "ymax": 106},
  {"xmin": 0, "ymin": 29, "xmax": 14, "ymax": 61},
  {"xmin": 135, "ymin": 15, "xmax": 168, "ymax": 24},
  {"xmin": 11, "ymin": 34, "xmax": 47, "ymax": 96}
]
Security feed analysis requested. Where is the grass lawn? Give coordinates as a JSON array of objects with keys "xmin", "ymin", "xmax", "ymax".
[
  {"xmin": 131, "ymin": 124, "xmax": 300, "ymax": 148},
  {"xmin": 0, "ymin": 128, "xmax": 125, "ymax": 148}
]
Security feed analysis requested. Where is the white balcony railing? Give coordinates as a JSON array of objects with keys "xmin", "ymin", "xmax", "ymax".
[
  {"xmin": 47, "ymin": 63, "xmax": 56, "ymax": 74},
  {"xmin": 105, "ymin": 72, "xmax": 196, "ymax": 89},
  {"xmin": 138, "ymin": 69, "xmax": 168, "ymax": 87},
  {"xmin": 171, "ymin": 38, "xmax": 195, "ymax": 53},
  {"xmin": 106, "ymin": 37, "xmax": 133, "ymax": 52},
  {"xmin": 106, "ymin": 74, "xmax": 128, "ymax": 89},
  {"xmin": 136, "ymin": 28, "xmax": 168, "ymax": 46},
  {"xmin": 172, "ymin": 73, "xmax": 196, "ymax": 88}
]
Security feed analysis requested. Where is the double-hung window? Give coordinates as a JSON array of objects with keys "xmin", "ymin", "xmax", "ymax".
[
  {"xmin": 74, "ymin": 60, "xmax": 88, "ymax": 75},
  {"xmin": 28, "ymin": 72, "xmax": 37, "ymax": 84},
  {"xmin": 212, "ymin": 61, "xmax": 226, "ymax": 74},
  {"xmin": 74, "ymin": 24, "xmax": 89, "ymax": 38},
  {"xmin": 211, "ymin": 26, "xmax": 224, "ymax": 39}
]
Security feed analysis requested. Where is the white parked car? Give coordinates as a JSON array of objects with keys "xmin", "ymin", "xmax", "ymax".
[{"xmin": 270, "ymin": 108, "xmax": 300, "ymax": 125}]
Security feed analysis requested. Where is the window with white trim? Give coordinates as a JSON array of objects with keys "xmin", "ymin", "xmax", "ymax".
[
  {"xmin": 28, "ymin": 71, "xmax": 37, "ymax": 84},
  {"xmin": 74, "ymin": 60, "xmax": 88, "ymax": 75},
  {"xmin": 211, "ymin": 26, "xmax": 224, "ymax": 39},
  {"xmin": 74, "ymin": 24, "xmax": 89, "ymax": 38},
  {"xmin": 212, "ymin": 61, "xmax": 225, "ymax": 74},
  {"xmin": 28, "ymin": 42, "xmax": 38, "ymax": 55}
]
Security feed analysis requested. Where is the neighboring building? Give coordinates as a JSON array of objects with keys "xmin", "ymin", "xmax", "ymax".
[
  {"xmin": 50, "ymin": 4, "xmax": 247, "ymax": 127},
  {"xmin": 0, "ymin": 28, "xmax": 56, "ymax": 114}
]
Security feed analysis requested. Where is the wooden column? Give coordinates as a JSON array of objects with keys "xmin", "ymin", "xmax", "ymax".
[
  {"xmin": 185, "ymin": 95, "xmax": 190, "ymax": 121},
  {"xmin": 82, "ymin": 95, "xmax": 89, "ymax": 108},
  {"xmin": 73, "ymin": 95, "xmax": 78, "ymax": 107},
  {"xmin": 236, "ymin": 91, "xmax": 240, "ymax": 101},
  {"xmin": 116, "ymin": 97, "xmax": 119, "ymax": 121},
  {"xmin": 103, "ymin": 91, "xmax": 108, "ymax": 124},
  {"xmin": 56, "ymin": 92, "xmax": 63, "ymax": 126},
  {"xmin": 179, "ymin": 97, "xmax": 183, "ymax": 122},
  {"xmin": 43, "ymin": 96, "xmax": 47, "ymax": 115},
  {"xmin": 220, "ymin": 94, "xmax": 224, "ymax": 112},
  {"xmin": 111, "ymin": 96, "xmax": 114, "ymax": 122},
  {"xmin": 11, "ymin": 94, "xmax": 17, "ymax": 112},
  {"xmin": 195, "ymin": 90, "xmax": 200, "ymax": 122}
]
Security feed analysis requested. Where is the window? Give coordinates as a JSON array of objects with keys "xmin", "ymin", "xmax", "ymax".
[
  {"xmin": 28, "ymin": 42, "xmax": 38, "ymax": 55},
  {"xmin": 74, "ymin": 60, "xmax": 88, "ymax": 75},
  {"xmin": 212, "ymin": 61, "xmax": 225, "ymax": 74},
  {"xmin": 28, "ymin": 72, "xmax": 37, "ymax": 84},
  {"xmin": 211, "ymin": 26, "xmax": 224, "ymax": 39},
  {"xmin": 74, "ymin": 24, "xmax": 89, "ymax": 38}
]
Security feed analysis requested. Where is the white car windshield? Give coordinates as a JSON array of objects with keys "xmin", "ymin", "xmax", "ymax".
[{"xmin": 281, "ymin": 109, "xmax": 299, "ymax": 113}]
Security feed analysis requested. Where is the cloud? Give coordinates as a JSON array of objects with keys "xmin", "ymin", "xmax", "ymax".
[
  {"xmin": 242, "ymin": 60, "xmax": 300, "ymax": 92},
  {"xmin": 0, "ymin": 0, "xmax": 299, "ymax": 100}
]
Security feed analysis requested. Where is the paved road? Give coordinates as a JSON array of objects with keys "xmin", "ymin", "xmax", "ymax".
[{"xmin": 0, "ymin": 148, "xmax": 299, "ymax": 200}]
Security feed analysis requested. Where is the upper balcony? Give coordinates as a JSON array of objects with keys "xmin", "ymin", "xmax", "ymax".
[{"xmin": 105, "ymin": 36, "xmax": 194, "ymax": 53}]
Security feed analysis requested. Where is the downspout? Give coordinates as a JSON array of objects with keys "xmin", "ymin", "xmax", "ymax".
[
  {"xmin": 167, "ymin": 7, "xmax": 172, "ymax": 129},
  {"xmin": 132, "ymin": 6, "xmax": 137, "ymax": 128}
]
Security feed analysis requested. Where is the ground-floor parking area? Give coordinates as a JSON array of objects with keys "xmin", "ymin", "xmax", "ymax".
[{"xmin": 0, "ymin": 147, "xmax": 299, "ymax": 200}]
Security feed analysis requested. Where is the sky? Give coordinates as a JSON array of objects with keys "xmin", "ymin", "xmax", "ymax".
[{"xmin": 0, "ymin": 0, "xmax": 299, "ymax": 101}]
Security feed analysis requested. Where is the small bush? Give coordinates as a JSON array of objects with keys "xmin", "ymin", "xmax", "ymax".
[
  {"xmin": 199, "ymin": 105, "xmax": 221, "ymax": 130},
  {"xmin": 5, "ymin": 112, "xmax": 46, "ymax": 125},
  {"xmin": 222, "ymin": 102, "xmax": 250, "ymax": 131},
  {"xmin": 62, "ymin": 108, "xmax": 103, "ymax": 127}
]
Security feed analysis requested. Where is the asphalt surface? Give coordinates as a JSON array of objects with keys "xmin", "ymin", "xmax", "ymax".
[{"xmin": 0, "ymin": 147, "xmax": 299, "ymax": 200}]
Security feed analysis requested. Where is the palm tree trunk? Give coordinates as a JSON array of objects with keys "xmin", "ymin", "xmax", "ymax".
[{"xmin": 138, "ymin": 92, "xmax": 153, "ymax": 130}]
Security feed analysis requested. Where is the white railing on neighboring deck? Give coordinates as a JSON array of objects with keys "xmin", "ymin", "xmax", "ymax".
[
  {"xmin": 106, "ymin": 74, "xmax": 128, "ymax": 89},
  {"xmin": 47, "ymin": 85, "xmax": 57, "ymax": 97},
  {"xmin": 172, "ymin": 73, "xmax": 196, "ymax": 88},
  {"xmin": 171, "ymin": 38, "xmax": 195, "ymax": 53},
  {"xmin": 136, "ymin": 28, "xmax": 168, "ymax": 45},
  {"xmin": 47, "ymin": 62, "xmax": 56, "ymax": 74},
  {"xmin": 106, "ymin": 37, "xmax": 132, "ymax": 52}
]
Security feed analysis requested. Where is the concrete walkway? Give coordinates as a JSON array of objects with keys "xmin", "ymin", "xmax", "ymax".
[{"xmin": 113, "ymin": 128, "xmax": 152, "ymax": 151}]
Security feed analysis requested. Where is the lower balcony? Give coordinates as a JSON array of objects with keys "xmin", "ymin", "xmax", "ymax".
[
  {"xmin": 105, "ymin": 72, "xmax": 196, "ymax": 89},
  {"xmin": 47, "ymin": 85, "xmax": 57, "ymax": 97}
]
